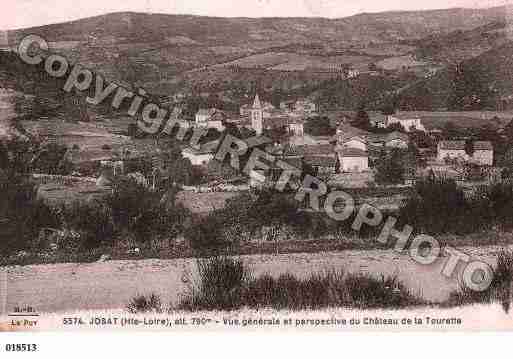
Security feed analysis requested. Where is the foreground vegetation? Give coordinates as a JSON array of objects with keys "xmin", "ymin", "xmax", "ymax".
[
  {"xmin": 445, "ymin": 250, "xmax": 513, "ymax": 313},
  {"xmin": 3, "ymin": 162, "xmax": 513, "ymax": 265},
  {"xmin": 127, "ymin": 250, "xmax": 513, "ymax": 313},
  {"xmin": 126, "ymin": 256, "xmax": 427, "ymax": 313}
]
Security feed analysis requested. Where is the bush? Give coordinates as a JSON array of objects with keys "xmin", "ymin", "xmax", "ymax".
[
  {"xmin": 400, "ymin": 177, "xmax": 513, "ymax": 235},
  {"xmin": 177, "ymin": 257, "xmax": 426, "ymax": 311},
  {"xmin": 399, "ymin": 176, "xmax": 486, "ymax": 234},
  {"xmin": 486, "ymin": 182, "xmax": 513, "ymax": 231},
  {"xmin": 127, "ymin": 293, "xmax": 163, "ymax": 313},
  {"xmin": 375, "ymin": 149, "xmax": 407, "ymax": 185},
  {"xmin": 345, "ymin": 274, "xmax": 420, "ymax": 309},
  {"xmin": 61, "ymin": 201, "xmax": 115, "ymax": 249},
  {"xmin": 0, "ymin": 175, "xmax": 59, "ymax": 256},
  {"xmin": 184, "ymin": 215, "xmax": 229, "ymax": 255},
  {"xmin": 178, "ymin": 257, "xmax": 249, "ymax": 311},
  {"xmin": 446, "ymin": 250, "xmax": 513, "ymax": 312},
  {"xmin": 106, "ymin": 177, "xmax": 187, "ymax": 242}
]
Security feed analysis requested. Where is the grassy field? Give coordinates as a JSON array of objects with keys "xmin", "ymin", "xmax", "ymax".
[
  {"xmin": 215, "ymin": 52, "xmax": 376, "ymax": 72},
  {"xmin": 176, "ymin": 191, "xmax": 243, "ymax": 215},
  {"xmin": 395, "ymin": 111, "xmax": 513, "ymax": 129},
  {"xmin": 37, "ymin": 182, "xmax": 111, "ymax": 206},
  {"xmin": 22, "ymin": 120, "xmax": 132, "ymax": 163}
]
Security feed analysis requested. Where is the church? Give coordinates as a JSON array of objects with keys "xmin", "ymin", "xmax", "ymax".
[{"xmin": 243, "ymin": 94, "xmax": 305, "ymax": 137}]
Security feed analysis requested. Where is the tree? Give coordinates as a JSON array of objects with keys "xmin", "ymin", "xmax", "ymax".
[
  {"xmin": 375, "ymin": 149, "xmax": 406, "ymax": 185},
  {"xmin": 504, "ymin": 120, "xmax": 513, "ymax": 142},
  {"xmin": 159, "ymin": 144, "xmax": 200, "ymax": 187},
  {"xmin": 106, "ymin": 176, "xmax": 188, "ymax": 243},
  {"xmin": 502, "ymin": 149, "xmax": 513, "ymax": 175},
  {"xmin": 464, "ymin": 139, "xmax": 475, "ymax": 157},
  {"xmin": 0, "ymin": 173, "xmax": 58, "ymax": 256},
  {"xmin": 263, "ymin": 126, "xmax": 289, "ymax": 144},
  {"xmin": 351, "ymin": 105, "xmax": 371, "ymax": 130},
  {"xmin": 387, "ymin": 123, "xmax": 406, "ymax": 133},
  {"xmin": 442, "ymin": 121, "xmax": 460, "ymax": 140},
  {"xmin": 410, "ymin": 130, "xmax": 434, "ymax": 149},
  {"xmin": 304, "ymin": 116, "xmax": 335, "ymax": 136},
  {"xmin": 248, "ymin": 189, "xmax": 299, "ymax": 253},
  {"xmin": 448, "ymin": 62, "xmax": 489, "ymax": 110},
  {"xmin": 185, "ymin": 214, "xmax": 228, "ymax": 255},
  {"xmin": 381, "ymin": 102, "xmax": 397, "ymax": 116}
]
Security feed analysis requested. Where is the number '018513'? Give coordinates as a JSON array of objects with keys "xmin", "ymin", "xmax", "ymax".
[{"xmin": 5, "ymin": 344, "xmax": 38, "ymax": 352}]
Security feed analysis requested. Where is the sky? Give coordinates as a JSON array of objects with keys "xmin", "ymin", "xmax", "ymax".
[{"xmin": 0, "ymin": 0, "xmax": 511, "ymax": 30}]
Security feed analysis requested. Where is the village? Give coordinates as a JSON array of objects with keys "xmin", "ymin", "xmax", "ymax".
[
  {"xmin": 179, "ymin": 93, "xmax": 501, "ymax": 194},
  {"xmin": 1, "ymin": 83, "xmax": 510, "ymax": 218}
]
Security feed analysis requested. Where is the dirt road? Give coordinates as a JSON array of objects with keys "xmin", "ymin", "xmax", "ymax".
[{"xmin": 0, "ymin": 246, "xmax": 508, "ymax": 313}]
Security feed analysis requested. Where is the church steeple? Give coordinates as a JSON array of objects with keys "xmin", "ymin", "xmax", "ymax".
[
  {"xmin": 252, "ymin": 93, "xmax": 262, "ymax": 109},
  {"xmin": 251, "ymin": 93, "xmax": 263, "ymax": 135}
]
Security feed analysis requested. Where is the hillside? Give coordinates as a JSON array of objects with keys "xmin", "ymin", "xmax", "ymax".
[
  {"xmin": 3, "ymin": 8, "xmax": 507, "ymax": 91},
  {"xmin": 398, "ymin": 41, "xmax": 513, "ymax": 111},
  {"xmin": 8, "ymin": 7, "xmax": 507, "ymax": 45},
  {"xmin": 2, "ymin": 7, "xmax": 512, "ymax": 110},
  {"xmin": 415, "ymin": 20, "xmax": 513, "ymax": 64}
]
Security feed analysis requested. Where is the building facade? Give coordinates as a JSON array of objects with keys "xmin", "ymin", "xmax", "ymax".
[
  {"xmin": 437, "ymin": 141, "xmax": 493, "ymax": 166},
  {"xmin": 195, "ymin": 108, "xmax": 226, "ymax": 131}
]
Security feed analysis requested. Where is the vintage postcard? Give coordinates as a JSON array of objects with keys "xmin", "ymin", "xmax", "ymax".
[{"xmin": 1, "ymin": 0, "xmax": 513, "ymax": 343}]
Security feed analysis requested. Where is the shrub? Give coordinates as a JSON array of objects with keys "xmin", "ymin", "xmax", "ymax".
[
  {"xmin": 345, "ymin": 274, "xmax": 422, "ymax": 309},
  {"xmin": 184, "ymin": 215, "xmax": 229, "ymax": 255},
  {"xmin": 127, "ymin": 293, "xmax": 163, "ymax": 313},
  {"xmin": 375, "ymin": 149, "xmax": 407, "ymax": 185},
  {"xmin": 400, "ymin": 176, "xmax": 480, "ymax": 234},
  {"xmin": 178, "ymin": 257, "xmax": 249, "ymax": 311},
  {"xmin": 61, "ymin": 201, "xmax": 115, "ymax": 249},
  {"xmin": 0, "ymin": 175, "xmax": 59, "ymax": 256},
  {"xmin": 106, "ymin": 177, "xmax": 187, "ymax": 242},
  {"xmin": 487, "ymin": 182, "xmax": 513, "ymax": 231},
  {"xmin": 177, "ymin": 257, "xmax": 426, "ymax": 311},
  {"xmin": 446, "ymin": 250, "xmax": 513, "ymax": 312},
  {"xmin": 400, "ymin": 177, "xmax": 513, "ymax": 235}
]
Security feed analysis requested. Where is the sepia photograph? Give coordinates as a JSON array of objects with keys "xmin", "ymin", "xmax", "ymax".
[{"xmin": 1, "ymin": 0, "xmax": 513, "ymax": 348}]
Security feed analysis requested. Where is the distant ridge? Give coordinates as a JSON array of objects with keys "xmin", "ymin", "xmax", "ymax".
[{"xmin": 7, "ymin": 6, "xmax": 508, "ymax": 45}]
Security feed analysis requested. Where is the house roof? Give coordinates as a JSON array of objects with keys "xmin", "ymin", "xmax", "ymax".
[
  {"xmin": 438, "ymin": 141, "xmax": 493, "ymax": 151},
  {"xmin": 284, "ymin": 144, "xmax": 335, "ymax": 157},
  {"xmin": 184, "ymin": 140, "xmax": 220, "ymax": 155},
  {"xmin": 473, "ymin": 141, "xmax": 493, "ymax": 150},
  {"xmin": 438, "ymin": 141, "xmax": 466, "ymax": 150},
  {"xmin": 390, "ymin": 112, "xmax": 422, "ymax": 120},
  {"xmin": 335, "ymin": 124, "xmax": 371, "ymax": 143},
  {"xmin": 304, "ymin": 156, "xmax": 337, "ymax": 168},
  {"xmin": 338, "ymin": 148, "xmax": 368, "ymax": 157},
  {"xmin": 385, "ymin": 131, "xmax": 409, "ymax": 143},
  {"xmin": 263, "ymin": 116, "xmax": 304, "ymax": 128},
  {"xmin": 310, "ymin": 135, "xmax": 333, "ymax": 143}
]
